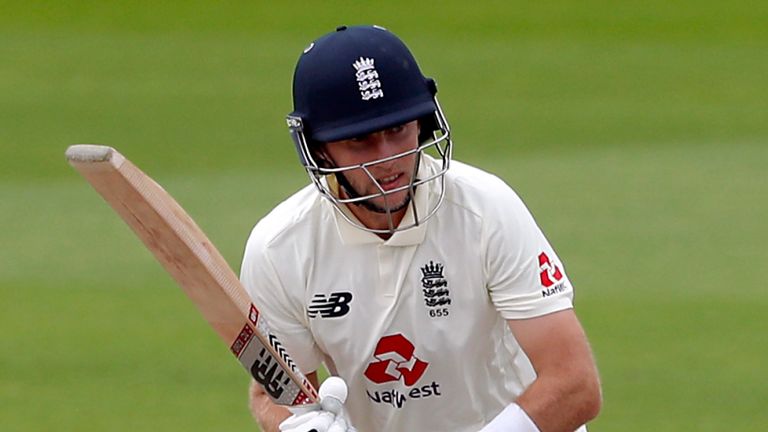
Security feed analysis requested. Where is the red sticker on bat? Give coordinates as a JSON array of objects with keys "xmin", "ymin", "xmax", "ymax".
[
  {"xmin": 249, "ymin": 304, "xmax": 260, "ymax": 325},
  {"xmin": 292, "ymin": 390, "xmax": 314, "ymax": 406},
  {"xmin": 230, "ymin": 324, "xmax": 255, "ymax": 357}
]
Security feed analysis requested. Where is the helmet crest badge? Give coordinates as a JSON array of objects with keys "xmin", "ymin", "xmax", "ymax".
[{"xmin": 353, "ymin": 57, "xmax": 384, "ymax": 101}]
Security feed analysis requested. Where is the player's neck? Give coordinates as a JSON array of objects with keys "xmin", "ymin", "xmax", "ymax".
[{"xmin": 344, "ymin": 202, "xmax": 407, "ymax": 240}]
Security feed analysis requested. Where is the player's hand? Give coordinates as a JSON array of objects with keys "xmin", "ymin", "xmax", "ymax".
[{"xmin": 279, "ymin": 377, "xmax": 357, "ymax": 432}]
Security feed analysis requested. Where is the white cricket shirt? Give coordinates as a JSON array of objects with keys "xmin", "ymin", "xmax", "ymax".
[{"xmin": 240, "ymin": 156, "xmax": 578, "ymax": 432}]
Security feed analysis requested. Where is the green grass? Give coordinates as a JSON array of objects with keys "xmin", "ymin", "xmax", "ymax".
[
  {"xmin": 3, "ymin": 143, "xmax": 766, "ymax": 430},
  {"xmin": 1, "ymin": 1, "xmax": 766, "ymax": 430}
]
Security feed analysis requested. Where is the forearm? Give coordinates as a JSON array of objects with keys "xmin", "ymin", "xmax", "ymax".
[
  {"xmin": 515, "ymin": 366, "xmax": 601, "ymax": 432},
  {"xmin": 507, "ymin": 311, "xmax": 602, "ymax": 432},
  {"xmin": 249, "ymin": 379, "xmax": 292, "ymax": 432}
]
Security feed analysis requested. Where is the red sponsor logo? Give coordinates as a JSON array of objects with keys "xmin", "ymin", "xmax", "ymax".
[
  {"xmin": 538, "ymin": 252, "xmax": 563, "ymax": 288},
  {"xmin": 364, "ymin": 334, "xmax": 428, "ymax": 386}
]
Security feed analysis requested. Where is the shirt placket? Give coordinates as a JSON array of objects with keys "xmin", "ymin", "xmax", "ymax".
[{"xmin": 377, "ymin": 245, "xmax": 396, "ymax": 300}]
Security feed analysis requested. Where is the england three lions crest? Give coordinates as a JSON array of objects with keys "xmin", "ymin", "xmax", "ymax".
[
  {"xmin": 353, "ymin": 57, "xmax": 384, "ymax": 101},
  {"xmin": 420, "ymin": 261, "xmax": 451, "ymax": 317}
]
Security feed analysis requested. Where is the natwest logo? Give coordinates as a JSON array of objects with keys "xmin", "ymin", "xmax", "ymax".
[
  {"xmin": 364, "ymin": 334, "xmax": 428, "ymax": 386},
  {"xmin": 539, "ymin": 252, "xmax": 568, "ymax": 298},
  {"xmin": 538, "ymin": 252, "xmax": 563, "ymax": 288},
  {"xmin": 364, "ymin": 334, "xmax": 441, "ymax": 409}
]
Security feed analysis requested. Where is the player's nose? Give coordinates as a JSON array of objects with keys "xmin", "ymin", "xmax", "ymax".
[{"xmin": 366, "ymin": 134, "xmax": 405, "ymax": 162}]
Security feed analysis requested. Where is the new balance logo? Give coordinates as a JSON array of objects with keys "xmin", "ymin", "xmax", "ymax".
[{"xmin": 307, "ymin": 292, "xmax": 353, "ymax": 318}]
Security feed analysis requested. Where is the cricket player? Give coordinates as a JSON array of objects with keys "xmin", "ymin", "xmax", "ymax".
[{"xmin": 240, "ymin": 25, "xmax": 602, "ymax": 432}]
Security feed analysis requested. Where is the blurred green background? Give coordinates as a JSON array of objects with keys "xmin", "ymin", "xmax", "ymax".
[{"xmin": 1, "ymin": 1, "xmax": 766, "ymax": 430}]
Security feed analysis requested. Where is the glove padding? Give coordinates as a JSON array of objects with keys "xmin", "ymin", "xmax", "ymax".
[
  {"xmin": 279, "ymin": 377, "xmax": 357, "ymax": 432},
  {"xmin": 279, "ymin": 410, "xmax": 352, "ymax": 432}
]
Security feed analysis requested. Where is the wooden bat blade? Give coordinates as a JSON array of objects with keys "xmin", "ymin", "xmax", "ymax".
[{"xmin": 65, "ymin": 144, "xmax": 318, "ymax": 407}]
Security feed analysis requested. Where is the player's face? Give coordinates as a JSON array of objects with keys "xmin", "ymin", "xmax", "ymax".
[{"xmin": 322, "ymin": 120, "xmax": 420, "ymax": 214}]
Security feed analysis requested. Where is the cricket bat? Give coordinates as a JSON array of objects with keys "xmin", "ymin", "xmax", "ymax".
[{"xmin": 65, "ymin": 144, "xmax": 318, "ymax": 408}]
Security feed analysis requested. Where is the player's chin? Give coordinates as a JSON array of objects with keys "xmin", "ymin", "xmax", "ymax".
[{"xmin": 370, "ymin": 191, "xmax": 411, "ymax": 213}]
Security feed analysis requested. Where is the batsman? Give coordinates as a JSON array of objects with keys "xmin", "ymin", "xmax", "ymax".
[{"xmin": 241, "ymin": 25, "xmax": 602, "ymax": 432}]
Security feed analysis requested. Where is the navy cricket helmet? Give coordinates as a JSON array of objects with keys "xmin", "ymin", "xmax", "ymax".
[
  {"xmin": 286, "ymin": 25, "xmax": 452, "ymax": 234},
  {"xmin": 289, "ymin": 25, "xmax": 438, "ymax": 143}
]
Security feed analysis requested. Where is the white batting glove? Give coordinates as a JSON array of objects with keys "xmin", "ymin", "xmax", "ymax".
[{"xmin": 279, "ymin": 377, "xmax": 357, "ymax": 432}]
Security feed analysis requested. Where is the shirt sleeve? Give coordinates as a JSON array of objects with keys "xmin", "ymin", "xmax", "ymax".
[
  {"xmin": 484, "ymin": 184, "xmax": 575, "ymax": 320},
  {"xmin": 239, "ymin": 228, "xmax": 325, "ymax": 373}
]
